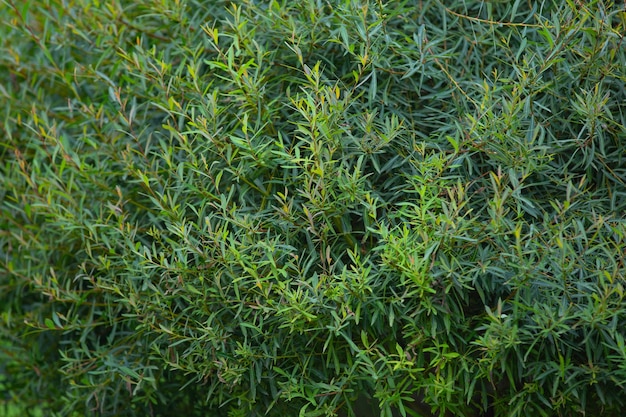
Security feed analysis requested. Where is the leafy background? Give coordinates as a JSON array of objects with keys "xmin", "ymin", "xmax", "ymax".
[{"xmin": 1, "ymin": 0, "xmax": 626, "ymax": 416}]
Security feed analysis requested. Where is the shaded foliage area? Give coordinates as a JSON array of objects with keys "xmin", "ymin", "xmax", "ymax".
[{"xmin": 1, "ymin": 0, "xmax": 626, "ymax": 416}]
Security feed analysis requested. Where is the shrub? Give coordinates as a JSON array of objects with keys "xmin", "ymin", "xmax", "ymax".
[{"xmin": 1, "ymin": 0, "xmax": 626, "ymax": 416}]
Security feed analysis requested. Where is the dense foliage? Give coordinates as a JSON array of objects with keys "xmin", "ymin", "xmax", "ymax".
[{"xmin": 2, "ymin": 0, "xmax": 626, "ymax": 416}]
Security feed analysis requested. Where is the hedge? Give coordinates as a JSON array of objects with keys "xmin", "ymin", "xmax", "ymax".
[{"xmin": 1, "ymin": 0, "xmax": 626, "ymax": 416}]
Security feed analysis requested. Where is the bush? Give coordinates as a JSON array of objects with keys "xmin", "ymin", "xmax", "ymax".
[{"xmin": 1, "ymin": 0, "xmax": 626, "ymax": 416}]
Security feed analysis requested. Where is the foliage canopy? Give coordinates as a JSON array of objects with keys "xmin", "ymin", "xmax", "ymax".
[{"xmin": 1, "ymin": 0, "xmax": 626, "ymax": 416}]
